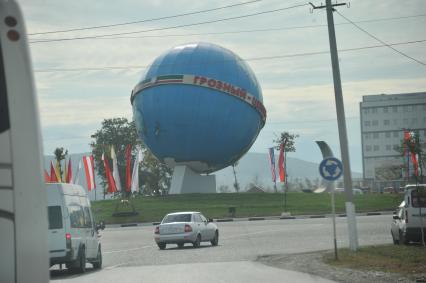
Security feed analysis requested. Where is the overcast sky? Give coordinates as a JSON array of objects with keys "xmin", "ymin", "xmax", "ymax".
[{"xmin": 19, "ymin": 0, "xmax": 426, "ymax": 172}]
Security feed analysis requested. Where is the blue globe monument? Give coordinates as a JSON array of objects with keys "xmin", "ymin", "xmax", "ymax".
[{"xmin": 131, "ymin": 42, "xmax": 266, "ymax": 193}]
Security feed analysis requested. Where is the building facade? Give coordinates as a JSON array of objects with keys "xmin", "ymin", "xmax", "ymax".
[{"xmin": 360, "ymin": 92, "xmax": 426, "ymax": 185}]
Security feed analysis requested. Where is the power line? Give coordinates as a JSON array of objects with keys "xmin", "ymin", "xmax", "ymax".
[
  {"xmin": 336, "ymin": 11, "xmax": 426, "ymax": 66},
  {"xmin": 28, "ymin": 0, "xmax": 262, "ymax": 36},
  {"xmin": 33, "ymin": 39, "xmax": 426, "ymax": 73},
  {"xmin": 64, "ymin": 13, "xmax": 425, "ymax": 41},
  {"xmin": 29, "ymin": 3, "xmax": 308, "ymax": 44}
]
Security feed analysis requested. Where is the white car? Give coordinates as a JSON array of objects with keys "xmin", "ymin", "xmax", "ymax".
[
  {"xmin": 154, "ymin": 212, "xmax": 219, "ymax": 250},
  {"xmin": 47, "ymin": 183, "xmax": 104, "ymax": 273},
  {"xmin": 391, "ymin": 184, "xmax": 426, "ymax": 244}
]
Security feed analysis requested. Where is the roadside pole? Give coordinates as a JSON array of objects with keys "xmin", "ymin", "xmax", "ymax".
[
  {"xmin": 331, "ymin": 186, "xmax": 338, "ymax": 259},
  {"xmin": 310, "ymin": 0, "xmax": 359, "ymax": 251}
]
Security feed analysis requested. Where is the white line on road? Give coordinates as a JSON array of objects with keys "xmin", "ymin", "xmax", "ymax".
[{"xmin": 103, "ymin": 245, "xmax": 154, "ymax": 254}]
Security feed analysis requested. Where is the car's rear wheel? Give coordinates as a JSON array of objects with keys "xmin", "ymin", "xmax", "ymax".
[
  {"xmin": 177, "ymin": 243, "xmax": 184, "ymax": 249},
  {"xmin": 211, "ymin": 231, "xmax": 219, "ymax": 246},
  {"xmin": 68, "ymin": 247, "xmax": 86, "ymax": 273},
  {"xmin": 193, "ymin": 234, "xmax": 201, "ymax": 248},
  {"xmin": 391, "ymin": 231, "xmax": 399, "ymax": 245},
  {"xmin": 399, "ymin": 230, "xmax": 408, "ymax": 245},
  {"xmin": 92, "ymin": 246, "xmax": 102, "ymax": 269},
  {"xmin": 158, "ymin": 243, "xmax": 166, "ymax": 250}
]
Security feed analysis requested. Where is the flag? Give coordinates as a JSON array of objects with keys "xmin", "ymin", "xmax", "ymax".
[
  {"xmin": 268, "ymin": 147, "xmax": 276, "ymax": 183},
  {"xmin": 50, "ymin": 161, "xmax": 58, "ymax": 182},
  {"xmin": 125, "ymin": 144, "xmax": 132, "ymax": 192},
  {"xmin": 66, "ymin": 158, "xmax": 73, "ymax": 183},
  {"xmin": 54, "ymin": 160, "xmax": 61, "ymax": 182},
  {"xmin": 278, "ymin": 139, "xmax": 287, "ymax": 183},
  {"xmin": 411, "ymin": 152, "xmax": 419, "ymax": 177},
  {"xmin": 102, "ymin": 153, "xmax": 117, "ymax": 193},
  {"xmin": 63, "ymin": 159, "xmax": 68, "ymax": 183},
  {"xmin": 131, "ymin": 147, "xmax": 143, "ymax": 193},
  {"xmin": 44, "ymin": 169, "xmax": 50, "ymax": 183},
  {"xmin": 73, "ymin": 160, "xmax": 82, "ymax": 184},
  {"xmin": 111, "ymin": 145, "xmax": 122, "ymax": 192},
  {"xmin": 83, "ymin": 155, "xmax": 96, "ymax": 191}
]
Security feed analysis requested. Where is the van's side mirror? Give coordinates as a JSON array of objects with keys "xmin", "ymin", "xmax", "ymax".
[
  {"xmin": 96, "ymin": 220, "xmax": 105, "ymax": 230},
  {"xmin": 393, "ymin": 215, "xmax": 400, "ymax": 220}
]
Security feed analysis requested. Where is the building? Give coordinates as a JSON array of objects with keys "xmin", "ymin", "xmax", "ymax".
[{"xmin": 360, "ymin": 92, "xmax": 426, "ymax": 188}]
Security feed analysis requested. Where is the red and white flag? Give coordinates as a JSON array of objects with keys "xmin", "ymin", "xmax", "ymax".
[
  {"xmin": 125, "ymin": 144, "xmax": 132, "ymax": 192},
  {"xmin": 131, "ymin": 147, "xmax": 143, "ymax": 193},
  {"xmin": 66, "ymin": 158, "xmax": 73, "ymax": 183},
  {"xmin": 83, "ymin": 155, "xmax": 96, "ymax": 191},
  {"xmin": 102, "ymin": 153, "xmax": 117, "ymax": 193},
  {"xmin": 111, "ymin": 146, "xmax": 122, "ymax": 192},
  {"xmin": 50, "ymin": 161, "xmax": 58, "ymax": 182},
  {"xmin": 268, "ymin": 147, "xmax": 276, "ymax": 183},
  {"xmin": 278, "ymin": 140, "xmax": 287, "ymax": 183}
]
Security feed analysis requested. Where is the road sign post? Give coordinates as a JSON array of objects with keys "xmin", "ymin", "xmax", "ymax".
[{"xmin": 319, "ymin": 157, "xmax": 343, "ymax": 261}]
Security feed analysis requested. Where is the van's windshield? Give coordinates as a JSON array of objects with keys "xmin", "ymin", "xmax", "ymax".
[
  {"xmin": 48, "ymin": 206, "xmax": 63, "ymax": 229},
  {"xmin": 411, "ymin": 190, "xmax": 426, "ymax": 208}
]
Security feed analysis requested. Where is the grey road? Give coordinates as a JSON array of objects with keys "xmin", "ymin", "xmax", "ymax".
[{"xmin": 50, "ymin": 215, "xmax": 392, "ymax": 282}]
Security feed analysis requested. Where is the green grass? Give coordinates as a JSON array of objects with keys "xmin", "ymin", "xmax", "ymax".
[
  {"xmin": 324, "ymin": 244, "xmax": 426, "ymax": 275},
  {"xmin": 91, "ymin": 192, "xmax": 403, "ymax": 224}
]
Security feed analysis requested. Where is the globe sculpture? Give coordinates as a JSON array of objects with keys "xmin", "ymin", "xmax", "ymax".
[{"xmin": 131, "ymin": 42, "xmax": 266, "ymax": 193}]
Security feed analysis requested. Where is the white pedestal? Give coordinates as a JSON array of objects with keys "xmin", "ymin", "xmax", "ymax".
[{"xmin": 169, "ymin": 165, "xmax": 216, "ymax": 194}]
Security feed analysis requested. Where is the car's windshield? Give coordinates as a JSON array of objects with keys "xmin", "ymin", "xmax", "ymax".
[{"xmin": 162, "ymin": 214, "xmax": 192, "ymax": 223}]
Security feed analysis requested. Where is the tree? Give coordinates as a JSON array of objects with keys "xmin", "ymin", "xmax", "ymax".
[
  {"xmin": 232, "ymin": 161, "xmax": 240, "ymax": 193},
  {"xmin": 273, "ymin": 131, "xmax": 299, "ymax": 152},
  {"xmin": 53, "ymin": 147, "xmax": 68, "ymax": 179},
  {"xmin": 90, "ymin": 117, "xmax": 172, "ymax": 197}
]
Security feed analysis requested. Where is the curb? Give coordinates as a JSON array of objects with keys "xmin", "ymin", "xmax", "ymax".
[
  {"xmin": 105, "ymin": 211, "xmax": 394, "ymax": 228},
  {"xmin": 216, "ymin": 218, "xmax": 234, "ymax": 222},
  {"xmin": 248, "ymin": 217, "xmax": 265, "ymax": 221},
  {"xmin": 120, "ymin": 223, "xmax": 138, "ymax": 227}
]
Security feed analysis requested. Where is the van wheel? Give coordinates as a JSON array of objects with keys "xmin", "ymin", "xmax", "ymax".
[
  {"xmin": 399, "ymin": 230, "xmax": 408, "ymax": 245},
  {"xmin": 93, "ymin": 247, "xmax": 102, "ymax": 269},
  {"xmin": 157, "ymin": 243, "xmax": 166, "ymax": 250},
  {"xmin": 69, "ymin": 247, "xmax": 86, "ymax": 273}
]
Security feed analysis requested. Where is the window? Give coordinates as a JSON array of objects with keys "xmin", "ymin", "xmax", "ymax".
[
  {"xmin": 392, "ymin": 106, "xmax": 398, "ymax": 113},
  {"xmin": 403, "ymin": 105, "xmax": 409, "ymax": 112},
  {"xmin": 372, "ymin": 108, "xmax": 378, "ymax": 114},
  {"xmin": 200, "ymin": 214, "xmax": 207, "ymax": 223},
  {"xmin": 366, "ymin": 145, "xmax": 372, "ymax": 152},
  {"xmin": 412, "ymin": 105, "xmax": 417, "ymax": 111},
  {"xmin": 393, "ymin": 119, "xmax": 398, "ymax": 126},
  {"xmin": 364, "ymin": 121, "xmax": 370, "ymax": 127},
  {"xmin": 411, "ymin": 190, "xmax": 426, "ymax": 208},
  {"xmin": 162, "ymin": 214, "xmax": 192, "ymax": 223},
  {"xmin": 48, "ymin": 206, "xmax": 63, "ymax": 229},
  {"xmin": 83, "ymin": 207, "xmax": 93, "ymax": 228},
  {"xmin": 403, "ymin": 118, "xmax": 408, "ymax": 125},
  {"xmin": 383, "ymin": 106, "xmax": 388, "ymax": 113},
  {"xmin": 372, "ymin": 120, "xmax": 378, "ymax": 126},
  {"xmin": 383, "ymin": 120, "xmax": 390, "ymax": 126},
  {"xmin": 385, "ymin": 132, "xmax": 391, "ymax": 138},
  {"xmin": 386, "ymin": 145, "xmax": 391, "ymax": 151},
  {"xmin": 393, "ymin": 144, "xmax": 400, "ymax": 151},
  {"xmin": 69, "ymin": 205, "xmax": 85, "ymax": 228},
  {"xmin": 423, "ymin": 104, "xmax": 426, "ymax": 110},
  {"xmin": 365, "ymin": 133, "xmax": 370, "ymax": 139},
  {"xmin": 373, "ymin": 145, "xmax": 379, "ymax": 151},
  {"xmin": 373, "ymin": 133, "xmax": 379, "ymax": 139},
  {"xmin": 393, "ymin": 131, "xmax": 399, "ymax": 138},
  {"xmin": 412, "ymin": 118, "xmax": 417, "ymax": 125},
  {"xmin": 363, "ymin": 109, "xmax": 369, "ymax": 115}
]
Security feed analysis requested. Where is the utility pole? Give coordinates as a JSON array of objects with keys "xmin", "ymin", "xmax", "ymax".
[{"xmin": 310, "ymin": 0, "xmax": 359, "ymax": 251}]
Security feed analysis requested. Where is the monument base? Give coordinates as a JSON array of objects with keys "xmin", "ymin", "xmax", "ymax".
[{"xmin": 169, "ymin": 165, "xmax": 216, "ymax": 194}]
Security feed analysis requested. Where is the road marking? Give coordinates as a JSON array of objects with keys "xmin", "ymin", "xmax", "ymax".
[
  {"xmin": 104, "ymin": 245, "xmax": 154, "ymax": 254},
  {"xmin": 222, "ymin": 224, "xmax": 325, "ymax": 240}
]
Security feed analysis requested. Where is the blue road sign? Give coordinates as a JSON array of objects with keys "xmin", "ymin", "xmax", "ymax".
[{"xmin": 319, "ymin": 157, "xmax": 343, "ymax": 181}]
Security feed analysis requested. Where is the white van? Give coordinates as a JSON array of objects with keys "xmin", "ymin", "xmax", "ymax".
[
  {"xmin": 391, "ymin": 184, "xmax": 426, "ymax": 244},
  {"xmin": 47, "ymin": 183, "xmax": 104, "ymax": 273}
]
